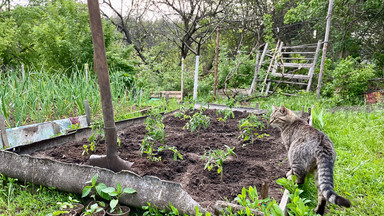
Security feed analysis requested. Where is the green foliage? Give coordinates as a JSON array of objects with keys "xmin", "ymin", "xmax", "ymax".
[
  {"xmin": 238, "ymin": 114, "xmax": 269, "ymax": 145},
  {"xmin": 101, "ymin": 182, "xmax": 136, "ymax": 213},
  {"xmin": 56, "ymin": 196, "xmax": 79, "ymax": 209},
  {"xmin": 141, "ymin": 113, "xmax": 166, "ymax": 161},
  {"xmin": 276, "ymin": 176, "xmax": 317, "ymax": 216},
  {"xmin": 0, "ymin": 174, "xmax": 80, "ymax": 215},
  {"xmin": 323, "ymin": 56, "xmax": 375, "ymax": 104},
  {"xmin": 216, "ymin": 109, "xmax": 235, "ymax": 122},
  {"xmin": 82, "ymin": 202, "xmax": 105, "ymax": 216},
  {"xmin": 262, "ymin": 14, "xmax": 275, "ymax": 45},
  {"xmin": 82, "ymin": 173, "xmax": 136, "ymax": 213},
  {"xmin": 183, "ymin": 108, "xmax": 210, "ymax": 133},
  {"xmin": 231, "ymin": 186, "xmax": 283, "ymax": 216},
  {"xmin": 202, "ymin": 145, "xmax": 236, "ymax": 180},
  {"xmin": 84, "ymin": 120, "xmax": 105, "ymax": 155}
]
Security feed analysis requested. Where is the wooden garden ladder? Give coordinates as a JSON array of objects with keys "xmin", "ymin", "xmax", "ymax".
[{"xmin": 263, "ymin": 40, "xmax": 322, "ymax": 96}]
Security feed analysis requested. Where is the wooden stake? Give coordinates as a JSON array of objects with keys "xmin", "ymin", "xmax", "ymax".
[
  {"xmin": 0, "ymin": 115, "xmax": 9, "ymax": 148},
  {"xmin": 84, "ymin": 100, "xmax": 92, "ymax": 126},
  {"xmin": 180, "ymin": 57, "xmax": 184, "ymax": 101},
  {"xmin": 214, "ymin": 26, "xmax": 220, "ymax": 101},
  {"xmin": 261, "ymin": 181, "xmax": 269, "ymax": 199},
  {"xmin": 316, "ymin": 0, "xmax": 334, "ymax": 98}
]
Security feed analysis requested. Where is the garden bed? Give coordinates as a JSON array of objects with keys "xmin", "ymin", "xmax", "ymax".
[{"xmin": 31, "ymin": 109, "xmax": 289, "ymax": 211}]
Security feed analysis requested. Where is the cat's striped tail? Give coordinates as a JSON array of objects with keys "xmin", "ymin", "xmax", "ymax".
[{"xmin": 317, "ymin": 154, "xmax": 351, "ymax": 208}]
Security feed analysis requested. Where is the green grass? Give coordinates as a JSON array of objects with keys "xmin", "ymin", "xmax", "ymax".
[{"xmin": 0, "ymin": 174, "xmax": 80, "ymax": 215}]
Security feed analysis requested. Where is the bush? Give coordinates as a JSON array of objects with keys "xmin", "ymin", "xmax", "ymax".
[{"xmin": 323, "ymin": 56, "xmax": 375, "ymax": 104}]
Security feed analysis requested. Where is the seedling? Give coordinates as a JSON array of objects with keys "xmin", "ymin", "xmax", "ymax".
[
  {"xmin": 57, "ymin": 196, "xmax": 80, "ymax": 209},
  {"xmin": 157, "ymin": 145, "xmax": 183, "ymax": 161},
  {"xmin": 174, "ymin": 102, "xmax": 194, "ymax": 120},
  {"xmin": 238, "ymin": 113, "xmax": 269, "ymax": 146},
  {"xmin": 183, "ymin": 108, "xmax": 210, "ymax": 133},
  {"xmin": 202, "ymin": 145, "xmax": 236, "ymax": 180},
  {"xmin": 141, "ymin": 113, "xmax": 166, "ymax": 161},
  {"xmin": 101, "ymin": 182, "xmax": 136, "ymax": 213},
  {"xmin": 83, "ymin": 120, "xmax": 104, "ymax": 155},
  {"xmin": 216, "ymin": 109, "xmax": 235, "ymax": 122},
  {"xmin": 234, "ymin": 186, "xmax": 283, "ymax": 215},
  {"xmin": 82, "ymin": 203, "xmax": 104, "ymax": 215}
]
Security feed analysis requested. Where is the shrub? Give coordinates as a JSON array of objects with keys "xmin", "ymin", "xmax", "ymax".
[{"xmin": 323, "ymin": 56, "xmax": 375, "ymax": 104}]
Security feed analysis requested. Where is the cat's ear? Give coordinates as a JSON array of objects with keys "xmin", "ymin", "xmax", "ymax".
[
  {"xmin": 272, "ymin": 105, "xmax": 278, "ymax": 111},
  {"xmin": 279, "ymin": 105, "xmax": 287, "ymax": 115}
]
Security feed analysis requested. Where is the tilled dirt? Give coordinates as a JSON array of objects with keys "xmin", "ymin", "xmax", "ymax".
[{"xmin": 32, "ymin": 109, "xmax": 289, "ymax": 211}]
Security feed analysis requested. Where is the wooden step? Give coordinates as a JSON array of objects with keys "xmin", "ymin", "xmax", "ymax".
[
  {"xmin": 271, "ymin": 73, "xmax": 310, "ymax": 80},
  {"xmin": 269, "ymin": 80, "xmax": 308, "ymax": 85},
  {"xmin": 282, "ymin": 63, "xmax": 313, "ymax": 68},
  {"xmin": 281, "ymin": 52, "xmax": 316, "ymax": 54}
]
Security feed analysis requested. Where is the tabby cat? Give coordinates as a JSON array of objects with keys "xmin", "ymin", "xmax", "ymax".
[{"xmin": 270, "ymin": 105, "xmax": 351, "ymax": 215}]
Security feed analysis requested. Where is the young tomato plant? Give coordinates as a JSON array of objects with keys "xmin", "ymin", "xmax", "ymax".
[
  {"xmin": 202, "ymin": 145, "xmax": 236, "ymax": 180},
  {"xmin": 183, "ymin": 108, "xmax": 210, "ymax": 133},
  {"xmin": 141, "ymin": 113, "xmax": 166, "ymax": 162},
  {"xmin": 216, "ymin": 109, "xmax": 235, "ymax": 122},
  {"xmin": 238, "ymin": 113, "xmax": 269, "ymax": 146}
]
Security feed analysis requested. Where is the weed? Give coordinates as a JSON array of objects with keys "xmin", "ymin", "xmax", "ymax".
[{"xmin": 202, "ymin": 145, "xmax": 236, "ymax": 180}]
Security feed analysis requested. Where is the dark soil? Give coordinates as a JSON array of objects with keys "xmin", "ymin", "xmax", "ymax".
[{"xmin": 32, "ymin": 109, "xmax": 289, "ymax": 211}]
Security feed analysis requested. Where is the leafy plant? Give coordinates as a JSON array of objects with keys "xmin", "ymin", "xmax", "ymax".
[
  {"xmin": 141, "ymin": 113, "xmax": 166, "ymax": 161},
  {"xmin": 323, "ymin": 56, "xmax": 375, "ymax": 104},
  {"xmin": 83, "ymin": 120, "xmax": 104, "ymax": 155},
  {"xmin": 202, "ymin": 145, "xmax": 236, "ymax": 180},
  {"xmin": 238, "ymin": 113, "xmax": 269, "ymax": 146},
  {"xmin": 233, "ymin": 186, "xmax": 283, "ymax": 216},
  {"xmin": 57, "ymin": 196, "xmax": 80, "ymax": 209},
  {"xmin": 157, "ymin": 145, "xmax": 183, "ymax": 161},
  {"xmin": 174, "ymin": 101, "xmax": 194, "ymax": 120},
  {"xmin": 277, "ymin": 176, "xmax": 317, "ymax": 216},
  {"xmin": 101, "ymin": 182, "xmax": 136, "ymax": 213},
  {"xmin": 142, "ymin": 202, "xmax": 167, "ymax": 216},
  {"xmin": 216, "ymin": 109, "xmax": 235, "ymax": 122},
  {"xmin": 82, "ymin": 203, "xmax": 105, "ymax": 215},
  {"xmin": 183, "ymin": 108, "xmax": 210, "ymax": 133}
]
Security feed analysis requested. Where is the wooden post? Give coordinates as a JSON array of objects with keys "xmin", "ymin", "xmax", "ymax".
[
  {"xmin": 193, "ymin": 55, "xmax": 200, "ymax": 101},
  {"xmin": 249, "ymin": 43, "xmax": 269, "ymax": 95},
  {"xmin": 84, "ymin": 100, "xmax": 92, "ymax": 126},
  {"xmin": 85, "ymin": 63, "xmax": 89, "ymax": 81},
  {"xmin": 316, "ymin": 0, "xmax": 334, "ymax": 99},
  {"xmin": 180, "ymin": 57, "xmax": 184, "ymax": 101},
  {"xmin": 213, "ymin": 26, "xmax": 220, "ymax": 101},
  {"xmin": 0, "ymin": 115, "xmax": 9, "ymax": 148}
]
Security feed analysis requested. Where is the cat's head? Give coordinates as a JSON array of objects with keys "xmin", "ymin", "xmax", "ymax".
[{"xmin": 269, "ymin": 105, "xmax": 298, "ymax": 129}]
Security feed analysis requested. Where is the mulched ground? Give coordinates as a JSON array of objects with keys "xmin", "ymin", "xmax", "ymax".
[{"xmin": 32, "ymin": 109, "xmax": 290, "ymax": 211}]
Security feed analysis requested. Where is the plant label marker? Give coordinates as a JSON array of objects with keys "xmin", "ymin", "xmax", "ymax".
[
  {"xmin": 87, "ymin": 0, "xmax": 133, "ymax": 172},
  {"xmin": 0, "ymin": 115, "xmax": 9, "ymax": 148}
]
